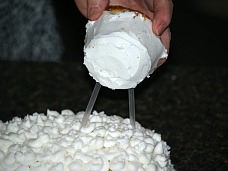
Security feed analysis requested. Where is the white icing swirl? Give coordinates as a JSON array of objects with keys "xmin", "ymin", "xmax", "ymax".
[{"xmin": 0, "ymin": 110, "xmax": 175, "ymax": 171}]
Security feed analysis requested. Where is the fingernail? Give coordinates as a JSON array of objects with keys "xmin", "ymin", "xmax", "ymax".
[
  {"xmin": 88, "ymin": 6, "xmax": 102, "ymax": 19},
  {"xmin": 153, "ymin": 19, "xmax": 164, "ymax": 35},
  {"xmin": 156, "ymin": 24, "xmax": 164, "ymax": 35}
]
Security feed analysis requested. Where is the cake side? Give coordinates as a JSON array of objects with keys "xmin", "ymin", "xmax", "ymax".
[{"xmin": 84, "ymin": 9, "xmax": 167, "ymax": 89}]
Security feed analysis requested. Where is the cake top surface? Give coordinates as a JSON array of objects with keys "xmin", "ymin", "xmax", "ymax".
[{"xmin": 0, "ymin": 110, "xmax": 174, "ymax": 171}]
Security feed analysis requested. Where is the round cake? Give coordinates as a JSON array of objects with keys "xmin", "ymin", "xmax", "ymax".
[
  {"xmin": 0, "ymin": 110, "xmax": 175, "ymax": 171},
  {"xmin": 84, "ymin": 8, "xmax": 167, "ymax": 90}
]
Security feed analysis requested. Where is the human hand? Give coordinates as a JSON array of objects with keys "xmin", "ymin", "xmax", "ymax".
[{"xmin": 75, "ymin": 0, "xmax": 173, "ymax": 66}]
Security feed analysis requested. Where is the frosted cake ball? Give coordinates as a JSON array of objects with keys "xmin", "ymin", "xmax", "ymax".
[
  {"xmin": 84, "ymin": 8, "xmax": 167, "ymax": 89},
  {"xmin": 0, "ymin": 110, "xmax": 175, "ymax": 171}
]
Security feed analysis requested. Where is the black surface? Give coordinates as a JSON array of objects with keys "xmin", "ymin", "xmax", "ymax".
[{"xmin": 0, "ymin": 61, "xmax": 227, "ymax": 170}]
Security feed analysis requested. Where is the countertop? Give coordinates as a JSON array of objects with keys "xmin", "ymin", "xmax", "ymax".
[{"xmin": 0, "ymin": 61, "xmax": 227, "ymax": 170}]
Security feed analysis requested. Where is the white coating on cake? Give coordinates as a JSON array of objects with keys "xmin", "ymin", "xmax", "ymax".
[
  {"xmin": 0, "ymin": 110, "xmax": 175, "ymax": 171},
  {"xmin": 84, "ymin": 11, "xmax": 167, "ymax": 89}
]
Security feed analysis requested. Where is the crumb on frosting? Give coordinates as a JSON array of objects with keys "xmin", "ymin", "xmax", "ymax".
[{"xmin": 107, "ymin": 6, "xmax": 149, "ymax": 20}]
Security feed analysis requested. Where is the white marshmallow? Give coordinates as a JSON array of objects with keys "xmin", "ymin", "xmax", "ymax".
[{"xmin": 49, "ymin": 163, "xmax": 64, "ymax": 171}]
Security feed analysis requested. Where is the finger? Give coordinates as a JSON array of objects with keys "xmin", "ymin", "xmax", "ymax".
[
  {"xmin": 152, "ymin": 0, "xmax": 173, "ymax": 35},
  {"xmin": 74, "ymin": 0, "xmax": 88, "ymax": 18},
  {"xmin": 156, "ymin": 28, "xmax": 171, "ymax": 68},
  {"xmin": 157, "ymin": 58, "xmax": 167, "ymax": 67},
  {"xmin": 87, "ymin": 0, "xmax": 109, "ymax": 20},
  {"xmin": 160, "ymin": 27, "xmax": 171, "ymax": 52}
]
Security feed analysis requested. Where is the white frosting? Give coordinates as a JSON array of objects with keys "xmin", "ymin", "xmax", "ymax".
[
  {"xmin": 0, "ymin": 110, "xmax": 175, "ymax": 171},
  {"xmin": 84, "ymin": 11, "xmax": 168, "ymax": 89}
]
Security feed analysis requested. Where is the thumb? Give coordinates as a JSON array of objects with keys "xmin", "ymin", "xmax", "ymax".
[{"xmin": 87, "ymin": 0, "xmax": 109, "ymax": 20}]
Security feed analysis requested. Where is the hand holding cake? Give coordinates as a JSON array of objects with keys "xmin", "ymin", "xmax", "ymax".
[
  {"xmin": 75, "ymin": 0, "xmax": 173, "ymax": 52},
  {"xmin": 75, "ymin": 0, "xmax": 173, "ymax": 89}
]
